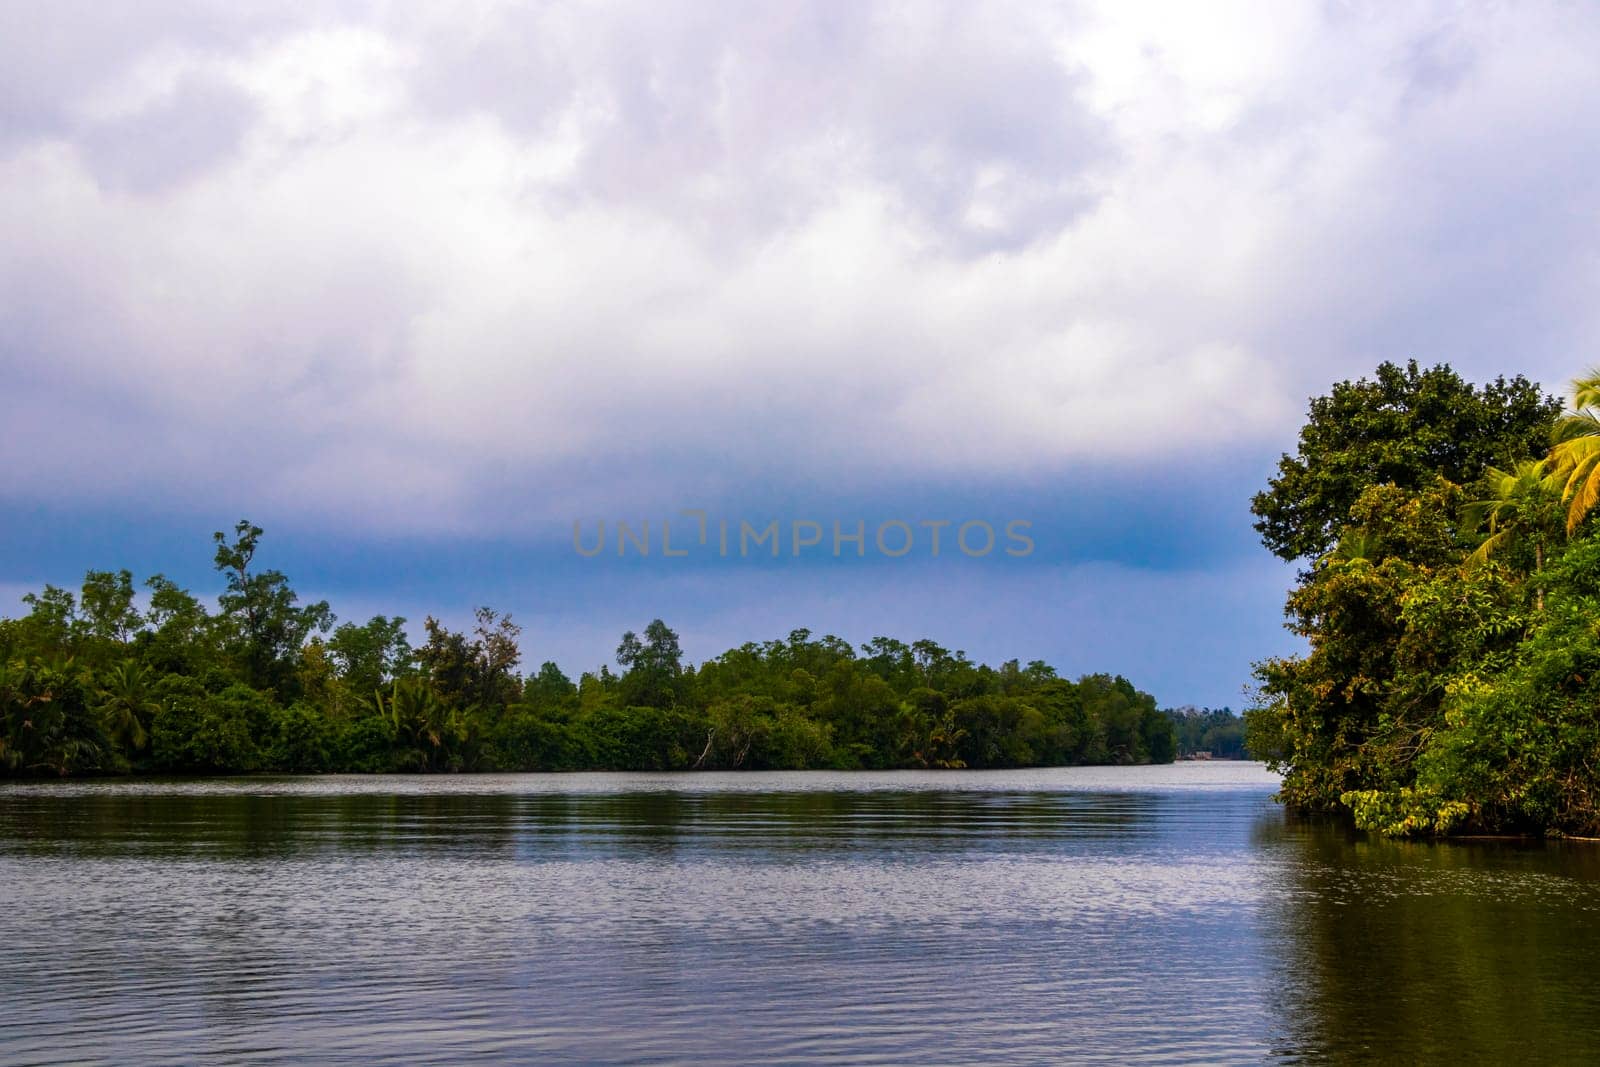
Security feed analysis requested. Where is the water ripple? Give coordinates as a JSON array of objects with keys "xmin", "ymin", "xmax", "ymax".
[{"xmin": 2, "ymin": 765, "xmax": 1599, "ymax": 1065}]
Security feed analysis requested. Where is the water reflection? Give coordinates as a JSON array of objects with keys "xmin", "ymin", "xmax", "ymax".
[
  {"xmin": 1256, "ymin": 814, "xmax": 1600, "ymax": 1064},
  {"xmin": 3, "ymin": 788, "xmax": 1219, "ymax": 859},
  {"xmin": 1, "ymin": 766, "xmax": 1596, "ymax": 1065}
]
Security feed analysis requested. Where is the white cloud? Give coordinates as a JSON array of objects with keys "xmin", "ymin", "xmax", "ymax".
[{"xmin": 3, "ymin": 1, "xmax": 1599, "ymax": 533}]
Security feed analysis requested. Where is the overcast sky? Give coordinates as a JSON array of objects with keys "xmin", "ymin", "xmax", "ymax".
[{"xmin": 4, "ymin": 1, "xmax": 1599, "ymax": 706}]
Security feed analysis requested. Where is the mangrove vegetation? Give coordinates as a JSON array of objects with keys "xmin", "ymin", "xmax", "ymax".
[{"xmin": 0, "ymin": 522, "xmax": 1178, "ymax": 777}]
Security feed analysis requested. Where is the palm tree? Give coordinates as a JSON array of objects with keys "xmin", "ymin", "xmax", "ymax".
[
  {"xmin": 0, "ymin": 662, "xmax": 27, "ymax": 773},
  {"xmin": 1464, "ymin": 460, "xmax": 1563, "ymax": 610},
  {"xmin": 1329, "ymin": 527, "xmax": 1382, "ymax": 563},
  {"xmin": 381, "ymin": 678, "xmax": 455, "ymax": 771},
  {"xmin": 1465, "ymin": 460, "xmax": 1562, "ymax": 568},
  {"xmin": 1, "ymin": 660, "xmax": 107, "ymax": 775},
  {"xmin": 97, "ymin": 661, "xmax": 157, "ymax": 753},
  {"xmin": 1545, "ymin": 369, "xmax": 1600, "ymax": 532}
]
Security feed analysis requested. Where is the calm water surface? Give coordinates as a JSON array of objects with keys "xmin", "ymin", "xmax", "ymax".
[{"xmin": 3, "ymin": 763, "xmax": 1599, "ymax": 1065}]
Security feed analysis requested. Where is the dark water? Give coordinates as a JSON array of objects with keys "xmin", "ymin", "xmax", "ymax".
[{"xmin": 3, "ymin": 764, "xmax": 1599, "ymax": 1066}]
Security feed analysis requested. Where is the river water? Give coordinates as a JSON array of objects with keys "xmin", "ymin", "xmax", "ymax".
[{"xmin": 2, "ymin": 763, "xmax": 1598, "ymax": 1065}]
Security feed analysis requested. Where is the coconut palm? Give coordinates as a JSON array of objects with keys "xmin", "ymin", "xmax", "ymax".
[
  {"xmin": 1465, "ymin": 461, "xmax": 1562, "ymax": 567},
  {"xmin": 1464, "ymin": 460, "xmax": 1563, "ymax": 611},
  {"xmin": 0, "ymin": 662, "xmax": 26, "ymax": 773},
  {"xmin": 1329, "ymin": 527, "xmax": 1382, "ymax": 563},
  {"xmin": 97, "ymin": 661, "xmax": 157, "ymax": 753},
  {"xmin": 0, "ymin": 660, "xmax": 107, "ymax": 775},
  {"xmin": 381, "ymin": 678, "xmax": 456, "ymax": 771},
  {"xmin": 1545, "ymin": 369, "xmax": 1600, "ymax": 532}
]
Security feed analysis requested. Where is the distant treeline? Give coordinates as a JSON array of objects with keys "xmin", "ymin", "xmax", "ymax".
[
  {"xmin": 1164, "ymin": 707, "xmax": 1245, "ymax": 759},
  {"xmin": 0, "ymin": 522, "xmax": 1178, "ymax": 777}
]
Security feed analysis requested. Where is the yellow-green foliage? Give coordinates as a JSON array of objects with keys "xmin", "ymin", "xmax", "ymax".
[{"xmin": 1341, "ymin": 787, "xmax": 1472, "ymax": 837}]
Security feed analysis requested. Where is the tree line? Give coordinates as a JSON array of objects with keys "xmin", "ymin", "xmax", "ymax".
[
  {"xmin": 0, "ymin": 522, "xmax": 1177, "ymax": 776},
  {"xmin": 1247, "ymin": 359, "xmax": 1600, "ymax": 836},
  {"xmin": 1165, "ymin": 707, "xmax": 1246, "ymax": 759}
]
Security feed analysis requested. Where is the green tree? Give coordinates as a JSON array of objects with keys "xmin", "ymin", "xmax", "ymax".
[
  {"xmin": 1464, "ymin": 460, "xmax": 1563, "ymax": 609},
  {"xmin": 1140, "ymin": 705, "xmax": 1178, "ymax": 764},
  {"xmin": 17, "ymin": 585, "xmax": 77, "ymax": 656},
  {"xmin": 0, "ymin": 660, "xmax": 108, "ymax": 775},
  {"xmin": 212, "ymin": 521, "xmax": 334, "ymax": 697},
  {"xmin": 149, "ymin": 680, "xmax": 265, "ymax": 773},
  {"xmin": 382, "ymin": 676, "xmax": 459, "ymax": 772},
  {"xmin": 140, "ymin": 574, "xmax": 215, "ymax": 675},
  {"xmin": 1252, "ymin": 361, "xmax": 1557, "ymax": 561},
  {"xmin": 328, "ymin": 615, "xmax": 412, "ymax": 699},
  {"xmin": 1246, "ymin": 362, "xmax": 1594, "ymax": 834},
  {"xmin": 1245, "ymin": 481, "xmax": 1509, "ymax": 813},
  {"xmin": 616, "ymin": 619, "xmax": 684, "ymax": 709},
  {"xmin": 523, "ymin": 661, "xmax": 578, "ymax": 713},
  {"xmin": 268, "ymin": 701, "xmax": 333, "ymax": 772},
  {"xmin": 79, "ymin": 569, "xmax": 142, "ymax": 647},
  {"xmin": 1078, "ymin": 674, "xmax": 1159, "ymax": 764},
  {"xmin": 98, "ymin": 661, "xmax": 158, "ymax": 755},
  {"xmin": 1545, "ymin": 369, "xmax": 1600, "ymax": 532},
  {"xmin": 416, "ymin": 609, "xmax": 521, "ymax": 713},
  {"xmin": 0, "ymin": 525, "xmax": 1184, "ymax": 777}
]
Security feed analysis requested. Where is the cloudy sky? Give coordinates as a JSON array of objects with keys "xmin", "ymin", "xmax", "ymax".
[{"xmin": 4, "ymin": 1, "xmax": 1599, "ymax": 706}]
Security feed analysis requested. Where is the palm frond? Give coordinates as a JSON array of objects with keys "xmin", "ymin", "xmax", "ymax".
[
  {"xmin": 1467, "ymin": 528, "xmax": 1511, "ymax": 567},
  {"xmin": 1570, "ymin": 369, "xmax": 1600, "ymax": 414}
]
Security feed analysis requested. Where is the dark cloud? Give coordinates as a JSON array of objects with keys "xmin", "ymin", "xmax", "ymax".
[{"xmin": 4, "ymin": 2, "xmax": 1599, "ymax": 700}]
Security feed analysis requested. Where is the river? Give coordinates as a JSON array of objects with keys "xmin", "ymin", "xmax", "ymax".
[{"xmin": 2, "ymin": 763, "xmax": 1598, "ymax": 1065}]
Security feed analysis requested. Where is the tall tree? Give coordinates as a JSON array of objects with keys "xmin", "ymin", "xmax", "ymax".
[
  {"xmin": 1545, "ymin": 368, "xmax": 1600, "ymax": 532},
  {"xmin": 1252, "ymin": 361, "xmax": 1558, "ymax": 561},
  {"xmin": 328, "ymin": 615, "xmax": 413, "ymax": 698},
  {"xmin": 212, "ymin": 521, "xmax": 334, "ymax": 696},
  {"xmin": 416, "ymin": 609, "xmax": 521, "ymax": 711},
  {"xmin": 1464, "ymin": 460, "xmax": 1563, "ymax": 609},
  {"xmin": 98, "ymin": 661, "xmax": 158, "ymax": 754},
  {"xmin": 141, "ymin": 575, "xmax": 214, "ymax": 674},
  {"xmin": 616, "ymin": 619, "xmax": 684, "ymax": 708},
  {"xmin": 79, "ymin": 569, "xmax": 141, "ymax": 646}
]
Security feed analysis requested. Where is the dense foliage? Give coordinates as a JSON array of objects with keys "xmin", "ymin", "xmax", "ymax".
[
  {"xmin": 1164, "ymin": 707, "xmax": 1246, "ymax": 759},
  {"xmin": 0, "ymin": 522, "xmax": 1176, "ymax": 777},
  {"xmin": 1251, "ymin": 360, "xmax": 1558, "ymax": 562},
  {"xmin": 1247, "ymin": 361, "xmax": 1600, "ymax": 836}
]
